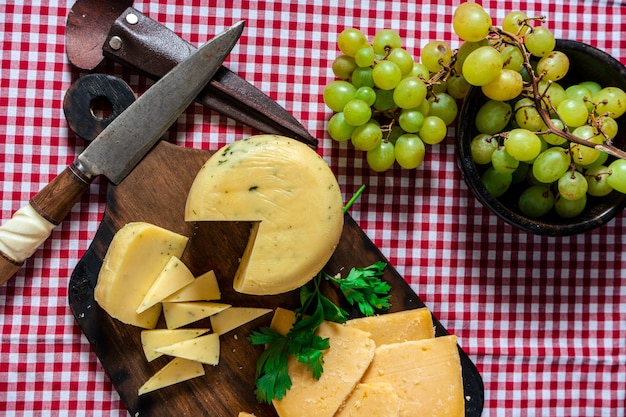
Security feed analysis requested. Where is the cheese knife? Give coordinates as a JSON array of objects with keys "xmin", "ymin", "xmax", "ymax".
[{"xmin": 0, "ymin": 21, "xmax": 245, "ymax": 286}]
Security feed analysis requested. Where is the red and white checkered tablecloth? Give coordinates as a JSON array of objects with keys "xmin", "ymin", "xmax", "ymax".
[{"xmin": 1, "ymin": 1, "xmax": 625, "ymax": 416}]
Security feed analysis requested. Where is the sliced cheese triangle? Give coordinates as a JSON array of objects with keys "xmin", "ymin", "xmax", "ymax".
[
  {"xmin": 136, "ymin": 256, "xmax": 195, "ymax": 314},
  {"xmin": 140, "ymin": 328, "xmax": 209, "ymax": 362},
  {"xmin": 185, "ymin": 135, "xmax": 344, "ymax": 296},
  {"xmin": 344, "ymin": 307, "xmax": 435, "ymax": 345},
  {"xmin": 209, "ymin": 307, "xmax": 272, "ymax": 335},
  {"xmin": 163, "ymin": 301, "xmax": 231, "ymax": 329},
  {"xmin": 155, "ymin": 333, "xmax": 220, "ymax": 365},
  {"xmin": 138, "ymin": 357, "xmax": 205, "ymax": 396},
  {"xmin": 335, "ymin": 382, "xmax": 400, "ymax": 417},
  {"xmin": 163, "ymin": 269, "xmax": 221, "ymax": 302},
  {"xmin": 94, "ymin": 222, "xmax": 188, "ymax": 329}
]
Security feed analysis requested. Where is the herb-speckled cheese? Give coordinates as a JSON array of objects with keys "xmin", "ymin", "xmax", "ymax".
[{"xmin": 185, "ymin": 135, "xmax": 344, "ymax": 295}]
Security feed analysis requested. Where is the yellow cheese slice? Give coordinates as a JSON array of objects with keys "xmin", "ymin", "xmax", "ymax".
[
  {"xmin": 94, "ymin": 222, "xmax": 188, "ymax": 329},
  {"xmin": 185, "ymin": 135, "xmax": 344, "ymax": 296},
  {"xmin": 162, "ymin": 269, "xmax": 221, "ymax": 302},
  {"xmin": 361, "ymin": 335, "xmax": 465, "ymax": 417},
  {"xmin": 269, "ymin": 308, "xmax": 376, "ymax": 417},
  {"xmin": 162, "ymin": 301, "xmax": 231, "ymax": 329},
  {"xmin": 210, "ymin": 307, "xmax": 272, "ymax": 335},
  {"xmin": 136, "ymin": 256, "xmax": 195, "ymax": 314},
  {"xmin": 140, "ymin": 328, "xmax": 209, "ymax": 362},
  {"xmin": 155, "ymin": 333, "xmax": 220, "ymax": 365},
  {"xmin": 138, "ymin": 357, "xmax": 205, "ymax": 396},
  {"xmin": 335, "ymin": 382, "xmax": 400, "ymax": 417},
  {"xmin": 344, "ymin": 307, "xmax": 435, "ymax": 345}
]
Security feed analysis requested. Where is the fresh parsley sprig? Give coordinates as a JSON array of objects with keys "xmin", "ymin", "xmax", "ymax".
[{"xmin": 247, "ymin": 261, "xmax": 390, "ymax": 404}]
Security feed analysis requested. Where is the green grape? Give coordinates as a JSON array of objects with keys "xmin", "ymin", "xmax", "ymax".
[
  {"xmin": 579, "ymin": 150, "xmax": 608, "ymax": 170},
  {"xmin": 481, "ymin": 69, "xmax": 523, "ymax": 101},
  {"xmin": 332, "ymin": 55, "xmax": 357, "ymax": 79},
  {"xmin": 504, "ymin": 128, "xmax": 542, "ymax": 161},
  {"xmin": 387, "ymin": 48, "xmax": 414, "ymax": 76},
  {"xmin": 514, "ymin": 98, "xmax": 546, "ymax": 132},
  {"xmin": 570, "ymin": 126, "xmax": 602, "ymax": 165},
  {"xmin": 323, "ymin": 80, "xmax": 356, "ymax": 112},
  {"xmin": 470, "ymin": 133, "xmax": 498, "ymax": 165},
  {"xmin": 579, "ymin": 81, "xmax": 602, "ymax": 96},
  {"xmin": 343, "ymin": 99, "xmax": 372, "ymax": 126},
  {"xmin": 407, "ymin": 62, "xmax": 430, "ymax": 80},
  {"xmin": 475, "ymin": 100, "xmax": 512, "ymax": 134},
  {"xmin": 481, "ymin": 167, "xmax": 512, "ymax": 197},
  {"xmin": 372, "ymin": 60, "xmax": 402, "ymax": 90},
  {"xmin": 594, "ymin": 86, "xmax": 626, "ymax": 118},
  {"xmin": 431, "ymin": 80, "xmax": 448, "ymax": 95},
  {"xmin": 351, "ymin": 121, "xmax": 383, "ymax": 151},
  {"xmin": 355, "ymin": 47, "xmax": 376, "ymax": 67},
  {"xmin": 565, "ymin": 84, "xmax": 594, "ymax": 112},
  {"xmin": 512, "ymin": 162, "xmax": 530, "ymax": 184},
  {"xmin": 558, "ymin": 170, "xmax": 588, "ymax": 200},
  {"xmin": 427, "ymin": 93, "xmax": 458, "ymax": 126},
  {"xmin": 419, "ymin": 116, "xmax": 447, "ymax": 145},
  {"xmin": 372, "ymin": 29, "xmax": 402, "ymax": 55},
  {"xmin": 607, "ymin": 159, "xmax": 626, "ymax": 193},
  {"xmin": 500, "ymin": 45, "xmax": 524, "ymax": 71},
  {"xmin": 373, "ymin": 88, "xmax": 397, "ymax": 111},
  {"xmin": 398, "ymin": 109, "xmax": 425, "ymax": 133},
  {"xmin": 598, "ymin": 116, "xmax": 619, "ymax": 139},
  {"xmin": 462, "ymin": 46, "xmax": 503, "ymax": 86},
  {"xmin": 502, "ymin": 11, "xmax": 529, "ymax": 36},
  {"xmin": 393, "ymin": 76, "xmax": 427, "ymax": 109},
  {"xmin": 446, "ymin": 74, "xmax": 472, "ymax": 100},
  {"xmin": 327, "ymin": 112, "xmax": 356, "ymax": 142},
  {"xmin": 491, "ymin": 147, "xmax": 519, "ymax": 173},
  {"xmin": 367, "ymin": 141, "xmax": 396, "ymax": 172},
  {"xmin": 452, "ymin": 2, "xmax": 492, "ymax": 42},
  {"xmin": 557, "ymin": 98, "xmax": 589, "ymax": 127},
  {"xmin": 524, "ymin": 26, "xmax": 556, "ymax": 57},
  {"xmin": 421, "ymin": 40, "xmax": 453, "ymax": 72},
  {"xmin": 338, "ymin": 28, "xmax": 370, "ymax": 57},
  {"xmin": 351, "ymin": 67, "xmax": 375, "ymax": 88},
  {"xmin": 536, "ymin": 51, "xmax": 570, "ymax": 81},
  {"xmin": 541, "ymin": 119, "xmax": 567, "ymax": 145},
  {"xmin": 554, "ymin": 193, "xmax": 587, "ymax": 218},
  {"xmin": 354, "ymin": 86, "xmax": 377, "ymax": 106},
  {"xmin": 387, "ymin": 124, "xmax": 404, "ymax": 145},
  {"xmin": 585, "ymin": 165, "xmax": 613, "ymax": 197},
  {"xmin": 519, "ymin": 185, "xmax": 554, "ymax": 218},
  {"xmin": 394, "ymin": 134, "xmax": 426, "ymax": 169},
  {"xmin": 532, "ymin": 146, "xmax": 570, "ymax": 183},
  {"xmin": 537, "ymin": 80, "xmax": 567, "ymax": 107},
  {"xmin": 455, "ymin": 40, "xmax": 488, "ymax": 72}
]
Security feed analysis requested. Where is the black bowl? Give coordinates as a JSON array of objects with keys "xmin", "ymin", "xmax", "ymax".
[{"xmin": 456, "ymin": 39, "xmax": 626, "ymax": 236}]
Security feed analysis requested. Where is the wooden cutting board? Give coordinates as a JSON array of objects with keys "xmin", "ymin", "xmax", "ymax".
[{"xmin": 69, "ymin": 140, "xmax": 484, "ymax": 416}]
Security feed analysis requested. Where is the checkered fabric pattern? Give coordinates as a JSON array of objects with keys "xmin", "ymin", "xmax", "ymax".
[{"xmin": 1, "ymin": 1, "xmax": 625, "ymax": 416}]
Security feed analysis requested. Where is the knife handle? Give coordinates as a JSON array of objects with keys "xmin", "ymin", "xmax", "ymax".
[{"xmin": 0, "ymin": 162, "xmax": 94, "ymax": 286}]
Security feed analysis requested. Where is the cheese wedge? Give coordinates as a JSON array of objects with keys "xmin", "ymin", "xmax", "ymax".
[
  {"xmin": 185, "ymin": 135, "xmax": 344, "ymax": 295},
  {"xmin": 163, "ymin": 269, "xmax": 221, "ymax": 302},
  {"xmin": 138, "ymin": 357, "xmax": 205, "ymax": 396},
  {"xmin": 210, "ymin": 307, "xmax": 272, "ymax": 335},
  {"xmin": 94, "ymin": 222, "xmax": 188, "ymax": 329},
  {"xmin": 155, "ymin": 333, "xmax": 220, "ymax": 365},
  {"xmin": 162, "ymin": 301, "xmax": 231, "ymax": 329},
  {"xmin": 140, "ymin": 328, "xmax": 209, "ymax": 362},
  {"xmin": 361, "ymin": 335, "xmax": 464, "ymax": 417},
  {"xmin": 344, "ymin": 307, "xmax": 435, "ymax": 345},
  {"xmin": 136, "ymin": 256, "xmax": 195, "ymax": 314},
  {"xmin": 335, "ymin": 382, "xmax": 400, "ymax": 417},
  {"xmin": 269, "ymin": 308, "xmax": 376, "ymax": 417}
]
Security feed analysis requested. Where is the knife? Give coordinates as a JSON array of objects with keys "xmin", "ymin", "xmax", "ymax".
[
  {"xmin": 0, "ymin": 21, "xmax": 245, "ymax": 286},
  {"xmin": 65, "ymin": 0, "xmax": 318, "ymax": 148}
]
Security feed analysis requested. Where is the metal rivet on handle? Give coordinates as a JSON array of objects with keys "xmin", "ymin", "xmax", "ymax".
[
  {"xmin": 108, "ymin": 36, "xmax": 123, "ymax": 50},
  {"xmin": 125, "ymin": 13, "xmax": 139, "ymax": 25}
]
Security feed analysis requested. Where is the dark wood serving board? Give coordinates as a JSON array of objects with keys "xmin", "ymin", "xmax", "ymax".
[{"xmin": 68, "ymin": 140, "xmax": 484, "ymax": 416}]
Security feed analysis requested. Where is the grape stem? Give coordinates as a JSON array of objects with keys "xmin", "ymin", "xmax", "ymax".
[{"xmin": 489, "ymin": 26, "xmax": 626, "ymax": 160}]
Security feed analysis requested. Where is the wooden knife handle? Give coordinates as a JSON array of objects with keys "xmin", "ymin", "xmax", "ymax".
[{"xmin": 0, "ymin": 162, "xmax": 94, "ymax": 286}]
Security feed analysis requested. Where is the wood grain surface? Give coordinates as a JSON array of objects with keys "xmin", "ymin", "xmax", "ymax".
[{"xmin": 68, "ymin": 140, "xmax": 484, "ymax": 416}]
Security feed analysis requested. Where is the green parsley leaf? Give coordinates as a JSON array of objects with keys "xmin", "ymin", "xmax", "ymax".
[{"xmin": 327, "ymin": 261, "xmax": 391, "ymax": 316}]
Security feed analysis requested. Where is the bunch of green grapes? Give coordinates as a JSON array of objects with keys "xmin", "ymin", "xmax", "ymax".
[
  {"xmin": 324, "ymin": 28, "xmax": 461, "ymax": 172},
  {"xmin": 454, "ymin": 2, "xmax": 626, "ymax": 219}
]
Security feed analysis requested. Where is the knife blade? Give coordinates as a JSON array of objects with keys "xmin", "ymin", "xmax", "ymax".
[
  {"xmin": 65, "ymin": 0, "xmax": 317, "ymax": 148},
  {"xmin": 0, "ymin": 21, "xmax": 245, "ymax": 286}
]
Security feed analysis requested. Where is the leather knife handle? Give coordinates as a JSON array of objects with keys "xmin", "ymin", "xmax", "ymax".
[
  {"xmin": 0, "ymin": 162, "xmax": 93, "ymax": 285},
  {"xmin": 101, "ymin": 8, "xmax": 317, "ymax": 148}
]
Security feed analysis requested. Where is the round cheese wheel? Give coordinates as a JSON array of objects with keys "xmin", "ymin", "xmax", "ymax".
[{"xmin": 185, "ymin": 135, "xmax": 344, "ymax": 295}]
